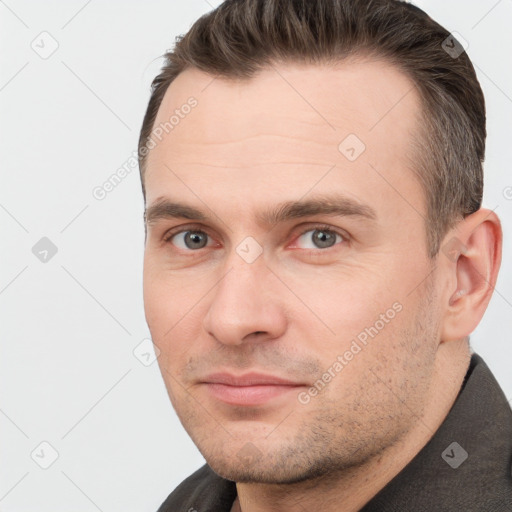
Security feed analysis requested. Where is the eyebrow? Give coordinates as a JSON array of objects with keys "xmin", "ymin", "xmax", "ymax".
[{"xmin": 144, "ymin": 193, "xmax": 377, "ymax": 227}]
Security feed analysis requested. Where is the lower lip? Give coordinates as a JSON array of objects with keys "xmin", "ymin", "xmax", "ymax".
[{"xmin": 203, "ymin": 383, "xmax": 303, "ymax": 406}]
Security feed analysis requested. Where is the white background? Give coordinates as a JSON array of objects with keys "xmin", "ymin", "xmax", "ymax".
[{"xmin": 1, "ymin": 1, "xmax": 511, "ymax": 510}]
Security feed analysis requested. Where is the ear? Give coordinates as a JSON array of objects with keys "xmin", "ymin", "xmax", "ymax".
[{"xmin": 439, "ymin": 208, "xmax": 502, "ymax": 342}]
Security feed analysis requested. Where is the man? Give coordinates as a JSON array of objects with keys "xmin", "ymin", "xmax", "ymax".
[{"xmin": 139, "ymin": 0, "xmax": 512, "ymax": 510}]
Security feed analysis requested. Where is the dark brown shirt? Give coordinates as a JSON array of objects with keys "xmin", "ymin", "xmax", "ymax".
[{"xmin": 157, "ymin": 353, "xmax": 512, "ymax": 511}]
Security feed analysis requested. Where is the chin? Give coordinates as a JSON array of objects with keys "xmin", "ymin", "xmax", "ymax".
[{"xmin": 206, "ymin": 453, "xmax": 333, "ymax": 485}]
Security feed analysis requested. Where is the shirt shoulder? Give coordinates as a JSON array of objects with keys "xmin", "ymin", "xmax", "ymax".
[
  {"xmin": 361, "ymin": 352, "xmax": 512, "ymax": 511},
  {"xmin": 156, "ymin": 463, "xmax": 237, "ymax": 512}
]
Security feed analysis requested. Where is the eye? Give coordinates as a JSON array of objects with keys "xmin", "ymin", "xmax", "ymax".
[
  {"xmin": 293, "ymin": 225, "xmax": 346, "ymax": 250},
  {"xmin": 162, "ymin": 223, "xmax": 347, "ymax": 253},
  {"xmin": 164, "ymin": 228, "xmax": 213, "ymax": 250}
]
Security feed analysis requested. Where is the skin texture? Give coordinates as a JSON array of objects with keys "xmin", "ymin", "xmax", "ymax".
[{"xmin": 142, "ymin": 58, "xmax": 502, "ymax": 512}]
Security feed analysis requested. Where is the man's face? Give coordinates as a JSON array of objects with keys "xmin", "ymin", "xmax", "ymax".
[{"xmin": 142, "ymin": 59, "xmax": 443, "ymax": 483}]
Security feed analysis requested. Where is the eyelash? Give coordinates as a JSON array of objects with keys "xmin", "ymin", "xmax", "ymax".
[{"xmin": 162, "ymin": 223, "xmax": 348, "ymax": 253}]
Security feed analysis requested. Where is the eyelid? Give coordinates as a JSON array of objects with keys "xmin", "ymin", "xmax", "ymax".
[
  {"xmin": 162, "ymin": 224, "xmax": 222, "ymax": 254},
  {"xmin": 295, "ymin": 223, "xmax": 349, "ymax": 240},
  {"xmin": 162, "ymin": 223, "xmax": 213, "ymax": 243},
  {"xmin": 290, "ymin": 223, "xmax": 349, "ymax": 250}
]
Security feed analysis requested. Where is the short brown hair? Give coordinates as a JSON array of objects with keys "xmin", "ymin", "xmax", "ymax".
[{"xmin": 138, "ymin": 0, "xmax": 485, "ymax": 258}]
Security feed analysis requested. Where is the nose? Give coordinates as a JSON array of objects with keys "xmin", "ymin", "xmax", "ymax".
[{"xmin": 202, "ymin": 255, "xmax": 287, "ymax": 346}]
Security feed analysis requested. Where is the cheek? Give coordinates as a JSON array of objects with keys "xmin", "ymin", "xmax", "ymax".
[
  {"xmin": 143, "ymin": 265, "xmax": 185, "ymax": 356},
  {"xmin": 143, "ymin": 264, "xmax": 209, "ymax": 367},
  {"xmin": 286, "ymin": 273, "xmax": 416, "ymax": 388},
  {"xmin": 284, "ymin": 269, "xmax": 393, "ymax": 344},
  {"xmin": 142, "ymin": 266, "xmax": 167, "ymax": 334},
  {"xmin": 143, "ymin": 257, "xmax": 193, "ymax": 325}
]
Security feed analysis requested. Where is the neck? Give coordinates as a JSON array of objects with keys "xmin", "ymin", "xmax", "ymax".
[{"xmin": 233, "ymin": 340, "xmax": 471, "ymax": 512}]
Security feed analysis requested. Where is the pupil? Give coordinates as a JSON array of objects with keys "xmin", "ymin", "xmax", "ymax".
[
  {"xmin": 187, "ymin": 232, "xmax": 206, "ymax": 249},
  {"xmin": 314, "ymin": 230, "xmax": 335, "ymax": 248}
]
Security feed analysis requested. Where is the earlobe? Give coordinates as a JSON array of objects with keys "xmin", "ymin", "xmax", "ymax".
[{"xmin": 440, "ymin": 209, "xmax": 502, "ymax": 342}]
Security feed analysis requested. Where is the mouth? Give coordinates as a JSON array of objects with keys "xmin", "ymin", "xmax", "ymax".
[{"xmin": 199, "ymin": 372, "xmax": 307, "ymax": 406}]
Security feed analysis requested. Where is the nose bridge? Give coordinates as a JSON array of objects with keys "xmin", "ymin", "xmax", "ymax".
[
  {"xmin": 217, "ymin": 233, "xmax": 269, "ymax": 302},
  {"xmin": 203, "ymin": 246, "xmax": 285, "ymax": 345}
]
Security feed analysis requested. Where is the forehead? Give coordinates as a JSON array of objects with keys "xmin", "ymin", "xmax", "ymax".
[{"xmin": 144, "ymin": 58, "xmax": 425, "ymax": 223}]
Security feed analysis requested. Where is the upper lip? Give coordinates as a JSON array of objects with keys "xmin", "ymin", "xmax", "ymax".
[{"xmin": 201, "ymin": 372, "xmax": 303, "ymax": 387}]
